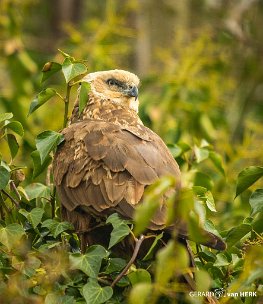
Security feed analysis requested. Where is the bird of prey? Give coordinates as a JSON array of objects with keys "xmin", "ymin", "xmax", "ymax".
[{"xmin": 53, "ymin": 69, "xmax": 226, "ymax": 254}]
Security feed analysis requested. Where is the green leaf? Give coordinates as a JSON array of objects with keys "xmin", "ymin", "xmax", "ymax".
[
  {"xmin": 156, "ymin": 241, "xmax": 188, "ymax": 285},
  {"xmin": 249, "ymin": 189, "xmax": 263, "ymax": 216},
  {"xmin": 104, "ymin": 258, "xmax": 127, "ymax": 274},
  {"xmin": 106, "ymin": 213, "xmax": 131, "ymax": 249},
  {"xmin": 194, "ymin": 146, "xmax": 209, "ymax": 163},
  {"xmin": 7, "ymin": 134, "xmax": 19, "ymax": 158},
  {"xmin": 214, "ymin": 253, "xmax": 231, "ymax": 267},
  {"xmin": 128, "ymin": 269, "xmax": 151, "ymax": 286},
  {"xmin": 62, "ymin": 58, "xmax": 87, "ymax": 83},
  {"xmin": 19, "ymin": 207, "xmax": 44, "ymax": 229},
  {"xmin": 83, "ymin": 279, "xmax": 113, "ymax": 304},
  {"xmin": 42, "ymin": 219, "xmax": 73, "ymax": 238},
  {"xmin": 195, "ymin": 269, "xmax": 211, "ymax": 292},
  {"xmin": 45, "ymin": 293, "xmax": 75, "ymax": 304},
  {"xmin": 0, "ymin": 112, "xmax": 13, "ymax": 123},
  {"xmin": 205, "ymin": 191, "xmax": 216, "ymax": 212},
  {"xmin": 168, "ymin": 144, "xmax": 183, "ymax": 158},
  {"xmin": 79, "ymin": 82, "xmax": 91, "ymax": 114},
  {"xmin": 70, "ymin": 245, "xmax": 108, "ymax": 277},
  {"xmin": 134, "ymin": 176, "xmax": 176, "ymax": 236},
  {"xmin": 41, "ymin": 62, "xmax": 62, "ymax": 83},
  {"xmin": 198, "ymin": 251, "xmax": 216, "ymax": 263},
  {"xmin": 194, "ymin": 171, "xmax": 214, "ymax": 190},
  {"xmin": 235, "ymin": 166, "xmax": 263, "ymax": 197},
  {"xmin": 31, "ymin": 150, "xmax": 52, "ymax": 179},
  {"xmin": 204, "ymin": 219, "xmax": 222, "ymax": 238},
  {"xmin": 5, "ymin": 121, "xmax": 24, "ymax": 136},
  {"xmin": 58, "ymin": 49, "xmax": 74, "ymax": 59},
  {"xmin": 0, "ymin": 165, "xmax": 10, "ymax": 190},
  {"xmin": 28, "ymin": 88, "xmax": 57, "ymax": 116},
  {"xmin": 143, "ymin": 232, "xmax": 163, "ymax": 261},
  {"xmin": 36, "ymin": 130, "xmax": 64, "ymax": 164},
  {"xmin": 209, "ymin": 151, "xmax": 225, "ymax": 176},
  {"xmin": 24, "ymin": 183, "xmax": 50, "ymax": 200},
  {"xmin": 129, "ymin": 282, "xmax": 152, "ymax": 304},
  {"xmin": 225, "ymin": 223, "xmax": 252, "ymax": 248},
  {"xmin": 193, "ymin": 186, "xmax": 216, "ymax": 212},
  {"xmin": 0, "ymin": 223, "xmax": 25, "ymax": 250}
]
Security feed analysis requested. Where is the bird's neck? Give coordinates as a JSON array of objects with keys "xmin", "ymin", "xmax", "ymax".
[{"xmin": 69, "ymin": 93, "xmax": 143, "ymax": 127}]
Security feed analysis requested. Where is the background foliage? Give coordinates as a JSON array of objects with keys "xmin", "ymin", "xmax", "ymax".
[{"xmin": 0, "ymin": 0, "xmax": 263, "ymax": 303}]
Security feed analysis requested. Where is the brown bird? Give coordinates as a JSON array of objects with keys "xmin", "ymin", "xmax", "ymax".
[{"xmin": 53, "ymin": 69, "xmax": 226, "ymax": 255}]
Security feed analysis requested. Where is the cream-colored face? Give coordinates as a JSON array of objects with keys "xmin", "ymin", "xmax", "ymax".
[{"xmin": 82, "ymin": 69, "xmax": 140, "ymax": 112}]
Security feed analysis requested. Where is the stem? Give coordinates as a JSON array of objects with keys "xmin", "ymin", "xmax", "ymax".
[
  {"xmin": 1, "ymin": 189, "xmax": 19, "ymax": 208},
  {"xmin": 51, "ymin": 186, "xmax": 56, "ymax": 219},
  {"xmin": 63, "ymin": 84, "xmax": 72, "ymax": 128},
  {"xmin": 111, "ymin": 235, "xmax": 145, "ymax": 287}
]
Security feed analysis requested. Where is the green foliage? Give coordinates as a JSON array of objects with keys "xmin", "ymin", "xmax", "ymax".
[
  {"xmin": 0, "ymin": 46, "xmax": 262, "ymax": 302},
  {"xmin": 36, "ymin": 130, "xmax": 64, "ymax": 164},
  {"xmin": 1, "ymin": 1, "xmax": 263, "ymax": 300},
  {"xmin": 69, "ymin": 245, "xmax": 108, "ymax": 277},
  {"xmin": 82, "ymin": 279, "xmax": 113, "ymax": 304},
  {"xmin": 106, "ymin": 213, "xmax": 131, "ymax": 249}
]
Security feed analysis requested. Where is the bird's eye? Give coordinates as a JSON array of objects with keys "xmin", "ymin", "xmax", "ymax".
[{"xmin": 107, "ymin": 79, "xmax": 116, "ymax": 86}]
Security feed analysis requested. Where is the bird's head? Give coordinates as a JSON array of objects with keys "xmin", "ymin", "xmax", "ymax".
[{"xmin": 82, "ymin": 69, "xmax": 140, "ymax": 112}]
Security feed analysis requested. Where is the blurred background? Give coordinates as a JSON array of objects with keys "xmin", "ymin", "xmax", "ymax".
[{"xmin": 0, "ymin": 0, "xmax": 263, "ymax": 229}]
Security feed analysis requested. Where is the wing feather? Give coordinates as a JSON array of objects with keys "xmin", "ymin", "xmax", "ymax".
[{"xmin": 53, "ymin": 118, "xmax": 181, "ymax": 227}]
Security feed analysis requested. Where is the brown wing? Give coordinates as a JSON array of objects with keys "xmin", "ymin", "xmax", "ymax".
[{"xmin": 53, "ymin": 119, "xmax": 181, "ymax": 229}]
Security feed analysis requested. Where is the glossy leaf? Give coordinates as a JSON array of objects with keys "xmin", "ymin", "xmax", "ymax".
[
  {"xmin": 24, "ymin": 183, "xmax": 50, "ymax": 200},
  {"xmin": 69, "ymin": 245, "xmax": 108, "ymax": 277},
  {"xmin": 193, "ymin": 186, "xmax": 216, "ymax": 212},
  {"xmin": 7, "ymin": 134, "xmax": 19, "ymax": 158},
  {"xmin": 45, "ymin": 293, "xmax": 75, "ymax": 304},
  {"xmin": 41, "ymin": 62, "xmax": 62, "ymax": 83},
  {"xmin": 0, "ymin": 223, "xmax": 25, "ymax": 250},
  {"xmin": 205, "ymin": 191, "xmax": 216, "ymax": 212},
  {"xmin": 194, "ymin": 171, "xmax": 214, "ymax": 190},
  {"xmin": 83, "ymin": 279, "xmax": 113, "ymax": 304},
  {"xmin": 36, "ymin": 130, "xmax": 64, "ymax": 164},
  {"xmin": 209, "ymin": 151, "xmax": 225, "ymax": 176},
  {"xmin": 128, "ymin": 269, "xmax": 151, "ymax": 286},
  {"xmin": 225, "ymin": 223, "xmax": 252, "ymax": 248},
  {"xmin": 214, "ymin": 253, "xmax": 231, "ymax": 267},
  {"xmin": 42, "ymin": 219, "xmax": 73, "ymax": 238},
  {"xmin": 249, "ymin": 189, "xmax": 263, "ymax": 216},
  {"xmin": 0, "ymin": 165, "xmax": 10, "ymax": 190},
  {"xmin": 0, "ymin": 112, "xmax": 13, "ymax": 123},
  {"xmin": 19, "ymin": 207, "xmax": 44, "ymax": 229},
  {"xmin": 194, "ymin": 146, "xmax": 209, "ymax": 163},
  {"xmin": 143, "ymin": 232, "xmax": 163, "ymax": 261},
  {"xmin": 62, "ymin": 58, "xmax": 87, "ymax": 83},
  {"xmin": 106, "ymin": 213, "xmax": 131, "ymax": 249},
  {"xmin": 28, "ymin": 88, "xmax": 57, "ymax": 116},
  {"xmin": 58, "ymin": 49, "xmax": 74, "ymax": 59},
  {"xmin": 31, "ymin": 150, "xmax": 52, "ymax": 178},
  {"xmin": 104, "ymin": 258, "xmax": 126, "ymax": 274},
  {"xmin": 235, "ymin": 166, "xmax": 263, "ymax": 197},
  {"xmin": 79, "ymin": 82, "xmax": 91, "ymax": 114},
  {"xmin": 5, "ymin": 121, "xmax": 24, "ymax": 136}
]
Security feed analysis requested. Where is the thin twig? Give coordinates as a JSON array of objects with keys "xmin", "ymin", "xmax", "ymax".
[
  {"xmin": 111, "ymin": 234, "xmax": 145, "ymax": 287},
  {"xmin": 45, "ymin": 164, "xmax": 52, "ymax": 186},
  {"xmin": 51, "ymin": 187, "xmax": 56, "ymax": 218},
  {"xmin": 10, "ymin": 180, "xmax": 21, "ymax": 201},
  {"xmin": 1, "ymin": 189, "xmax": 19, "ymax": 208}
]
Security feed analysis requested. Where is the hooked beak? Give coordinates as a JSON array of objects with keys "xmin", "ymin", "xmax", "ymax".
[{"xmin": 124, "ymin": 86, "xmax": 138, "ymax": 100}]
